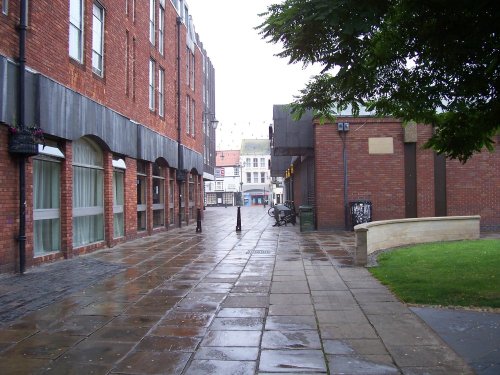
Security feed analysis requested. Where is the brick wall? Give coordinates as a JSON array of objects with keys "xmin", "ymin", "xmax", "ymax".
[
  {"xmin": 0, "ymin": 128, "xmax": 20, "ymax": 273},
  {"xmin": 315, "ymin": 118, "xmax": 406, "ymax": 229},
  {"xmin": 313, "ymin": 119, "xmax": 499, "ymax": 230},
  {"xmin": 0, "ymin": 1, "xmax": 207, "ymax": 273},
  {"xmin": 446, "ymin": 135, "xmax": 500, "ymax": 230}
]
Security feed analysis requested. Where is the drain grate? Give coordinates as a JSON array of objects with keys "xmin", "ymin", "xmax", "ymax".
[{"xmin": 246, "ymin": 250, "xmax": 272, "ymax": 255}]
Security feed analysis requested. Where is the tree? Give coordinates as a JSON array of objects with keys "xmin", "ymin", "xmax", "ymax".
[{"xmin": 258, "ymin": 0, "xmax": 500, "ymax": 162}]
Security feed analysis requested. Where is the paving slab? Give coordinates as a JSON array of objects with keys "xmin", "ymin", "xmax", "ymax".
[{"xmin": 0, "ymin": 207, "xmax": 486, "ymax": 374}]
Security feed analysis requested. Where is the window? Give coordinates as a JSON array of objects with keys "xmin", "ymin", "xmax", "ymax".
[
  {"xmin": 92, "ymin": 3, "xmax": 104, "ymax": 76},
  {"xmin": 253, "ymin": 172, "xmax": 258, "ymax": 183},
  {"xmin": 205, "ymin": 193, "xmax": 216, "ymax": 205},
  {"xmin": 137, "ymin": 161, "xmax": 147, "ymax": 231},
  {"xmin": 132, "ymin": 37, "xmax": 136, "ymax": 100},
  {"xmin": 261, "ymin": 172, "xmax": 266, "ymax": 183},
  {"xmin": 260, "ymin": 158, "xmax": 265, "ymax": 168},
  {"xmin": 186, "ymin": 47, "xmax": 190, "ymax": 85},
  {"xmin": 158, "ymin": 3, "xmax": 164, "ymax": 55},
  {"xmin": 246, "ymin": 172, "xmax": 251, "ymax": 183},
  {"xmin": 253, "ymin": 158, "xmax": 258, "ymax": 168},
  {"xmin": 189, "ymin": 51, "xmax": 195, "ymax": 89},
  {"xmin": 33, "ymin": 157, "xmax": 61, "ymax": 255},
  {"xmin": 125, "ymin": 31, "xmax": 130, "ymax": 96},
  {"xmin": 2, "ymin": 0, "xmax": 8, "ymax": 15},
  {"xmin": 188, "ymin": 175, "xmax": 195, "ymax": 219},
  {"xmin": 149, "ymin": 59, "xmax": 155, "ymax": 110},
  {"xmin": 234, "ymin": 167, "xmax": 239, "ymax": 176},
  {"xmin": 169, "ymin": 175, "xmax": 174, "ymax": 224},
  {"xmin": 215, "ymin": 181, "xmax": 223, "ymax": 191},
  {"xmin": 184, "ymin": 4, "xmax": 188, "ymax": 25},
  {"xmin": 158, "ymin": 68, "xmax": 164, "ymax": 117},
  {"xmin": 149, "ymin": 0, "xmax": 155, "ymax": 45},
  {"xmin": 186, "ymin": 95, "xmax": 190, "ymax": 133},
  {"xmin": 191, "ymin": 98, "xmax": 195, "ymax": 136},
  {"xmin": 72, "ymin": 138, "xmax": 104, "ymax": 247},
  {"xmin": 152, "ymin": 162, "xmax": 165, "ymax": 228},
  {"xmin": 246, "ymin": 158, "xmax": 251, "ymax": 167},
  {"xmin": 113, "ymin": 164, "xmax": 125, "ymax": 238},
  {"xmin": 69, "ymin": 0, "xmax": 83, "ymax": 62}
]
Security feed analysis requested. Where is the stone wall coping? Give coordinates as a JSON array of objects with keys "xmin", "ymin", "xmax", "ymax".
[{"xmin": 353, "ymin": 216, "xmax": 481, "ymax": 266}]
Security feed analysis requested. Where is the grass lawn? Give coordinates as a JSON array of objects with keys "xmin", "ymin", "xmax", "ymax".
[{"xmin": 369, "ymin": 239, "xmax": 500, "ymax": 308}]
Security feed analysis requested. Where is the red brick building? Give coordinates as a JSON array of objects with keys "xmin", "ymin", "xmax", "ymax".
[
  {"xmin": 0, "ymin": 0, "xmax": 216, "ymax": 273},
  {"xmin": 270, "ymin": 105, "xmax": 499, "ymax": 231}
]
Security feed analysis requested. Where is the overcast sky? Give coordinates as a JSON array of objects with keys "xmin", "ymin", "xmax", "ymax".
[{"xmin": 187, "ymin": 0, "xmax": 322, "ymax": 150}]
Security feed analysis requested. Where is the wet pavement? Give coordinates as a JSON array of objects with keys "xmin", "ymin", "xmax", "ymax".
[{"xmin": 0, "ymin": 206, "xmax": 482, "ymax": 374}]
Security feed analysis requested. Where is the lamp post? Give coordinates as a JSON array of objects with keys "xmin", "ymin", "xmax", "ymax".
[
  {"xmin": 238, "ymin": 162, "xmax": 245, "ymax": 206},
  {"xmin": 338, "ymin": 122, "xmax": 350, "ymax": 230}
]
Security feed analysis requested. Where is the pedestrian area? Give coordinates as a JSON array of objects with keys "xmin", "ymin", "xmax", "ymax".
[{"xmin": 0, "ymin": 207, "xmax": 472, "ymax": 374}]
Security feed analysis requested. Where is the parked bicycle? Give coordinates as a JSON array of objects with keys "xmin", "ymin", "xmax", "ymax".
[{"xmin": 271, "ymin": 201, "xmax": 296, "ymax": 226}]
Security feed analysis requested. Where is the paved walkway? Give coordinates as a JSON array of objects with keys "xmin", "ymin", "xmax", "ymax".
[{"xmin": 0, "ymin": 206, "xmax": 479, "ymax": 374}]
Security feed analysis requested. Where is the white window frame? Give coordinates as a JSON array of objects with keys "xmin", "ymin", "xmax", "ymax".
[
  {"xmin": 191, "ymin": 98, "xmax": 195, "ymax": 136},
  {"xmin": 149, "ymin": 0, "xmax": 155, "ymax": 45},
  {"xmin": 137, "ymin": 163, "xmax": 147, "ymax": 231},
  {"xmin": 158, "ymin": 3, "xmax": 164, "ymax": 55},
  {"xmin": 2, "ymin": 0, "xmax": 8, "ymax": 15},
  {"xmin": 260, "ymin": 158, "xmax": 265, "ymax": 168},
  {"xmin": 253, "ymin": 172, "xmax": 258, "ymax": 183},
  {"xmin": 69, "ymin": 0, "xmax": 84, "ymax": 62},
  {"xmin": 152, "ymin": 164, "xmax": 165, "ymax": 228},
  {"xmin": 113, "ymin": 167, "xmax": 125, "ymax": 238},
  {"xmin": 92, "ymin": 2, "xmax": 104, "ymax": 76},
  {"xmin": 186, "ymin": 95, "xmax": 190, "ymax": 134},
  {"xmin": 215, "ymin": 181, "xmax": 223, "ymax": 191},
  {"xmin": 253, "ymin": 158, "xmax": 258, "ymax": 168},
  {"xmin": 33, "ymin": 156, "xmax": 62, "ymax": 256},
  {"xmin": 158, "ymin": 68, "xmax": 164, "ymax": 117},
  {"xmin": 149, "ymin": 59, "xmax": 155, "ymax": 110}
]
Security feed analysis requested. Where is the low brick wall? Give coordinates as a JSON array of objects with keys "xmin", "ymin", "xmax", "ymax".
[{"xmin": 354, "ymin": 216, "xmax": 481, "ymax": 266}]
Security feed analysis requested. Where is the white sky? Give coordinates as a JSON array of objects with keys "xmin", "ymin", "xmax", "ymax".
[{"xmin": 187, "ymin": 0, "xmax": 322, "ymax": 150}]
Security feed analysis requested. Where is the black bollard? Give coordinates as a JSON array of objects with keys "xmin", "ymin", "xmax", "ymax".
[
  {"xmin": 236, "ymin": 206, "xmax": 242, "ymax": 232},
  {"xmin": 195, "ymin": 208, "xmax": 202, "ymax": 233}
]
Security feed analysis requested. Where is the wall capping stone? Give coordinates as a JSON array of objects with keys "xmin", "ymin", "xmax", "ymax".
[{"xmin": 354, "ymin": 216, "xmax": 481, "ymax": 266}]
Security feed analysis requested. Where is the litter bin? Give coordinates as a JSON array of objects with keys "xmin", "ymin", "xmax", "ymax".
[
  {"xmin": 299, "ymin": 205, "xmax": 314, "ymax": 232},
  {"xmin": 350, "ymin": 200, "xmax": 372, "ymax": 228}
]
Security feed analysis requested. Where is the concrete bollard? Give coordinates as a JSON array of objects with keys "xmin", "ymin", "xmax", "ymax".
[
  {"xmin": 236, "ymin": 206, "xmax": 242, "ymax": 232},
  {"xmin": 195, "ymin": 208, "xmax": 202, "ymax": 233}
]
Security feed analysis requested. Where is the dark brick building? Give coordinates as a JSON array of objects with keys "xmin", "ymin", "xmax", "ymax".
[
  {"xmin": 270, "ymin": 105, "xmax": 499, "ymax": 231},
  {"xmin": 0, "ymin": 0, "xmax": 215, "ymax": 273}
]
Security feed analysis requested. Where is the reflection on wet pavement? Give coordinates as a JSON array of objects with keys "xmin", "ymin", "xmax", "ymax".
[{"xmin": 0, "ymin": 207, "xmax": 473, "ymax": 374}]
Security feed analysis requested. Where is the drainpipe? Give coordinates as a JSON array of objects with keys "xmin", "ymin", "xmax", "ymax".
[
  {"xmin": 17, "ymin": 0, "xmax": 28, "ymax": 274},
  {"xmin": 176, "ymin": 16, "xmax": 183, "ymax": 228}
]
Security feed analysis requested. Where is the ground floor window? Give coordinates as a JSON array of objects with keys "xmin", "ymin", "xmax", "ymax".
[
  {"xmin": 137, "ymin": 161, "xmax": 147, "ymax": 231},
  {"xmin": 169, "ymin": 177, "xmax": 175, "ymax": 225},
  {"xmin": 72, "ymin": 138, "xmax": 104, "ymax": 247},
  {"xmin": 33, "ymin": 158, "xmax": 61, "ymax": 255},
  {"xmin": 223, "ymin": 192, "xmax": 233, "ymax": 205},
  {"xmin": 206, "ymin": 192, "xmax": 216, "ymax": 205},
  {"xmin": 152, "ymin": 162, "xmax": 165, "ymax": 228},
  {"xmin": 113, "ymin": 167, "xmax": 125, "ymax": 238}
]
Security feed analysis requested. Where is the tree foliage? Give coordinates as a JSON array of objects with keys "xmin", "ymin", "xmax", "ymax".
[{"xmin": 258, "ymin": 0, "xmax": 500, "ymax": 162}]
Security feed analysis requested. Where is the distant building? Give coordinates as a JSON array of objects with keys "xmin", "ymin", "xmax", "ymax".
[
  {"xmin": 205, "ymin": 150, "xmax": 240, "ymax": 206},
  {"xmin": 240, "ymin": 139, "xmax": 271, "ymax": 206},
  {"xmin": 270, "ymin": 105, "xmax": 500, "ymax": 230}
]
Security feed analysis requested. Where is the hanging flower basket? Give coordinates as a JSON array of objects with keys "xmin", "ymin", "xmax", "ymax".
[{"xmin": 8, "ymin": 126, "xmax": 44, "ymax": 157}]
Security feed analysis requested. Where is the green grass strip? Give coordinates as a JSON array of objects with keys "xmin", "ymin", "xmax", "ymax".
[{"xmin": 369, "ymin": 239, "xmax": 500, "ymax": 308}]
